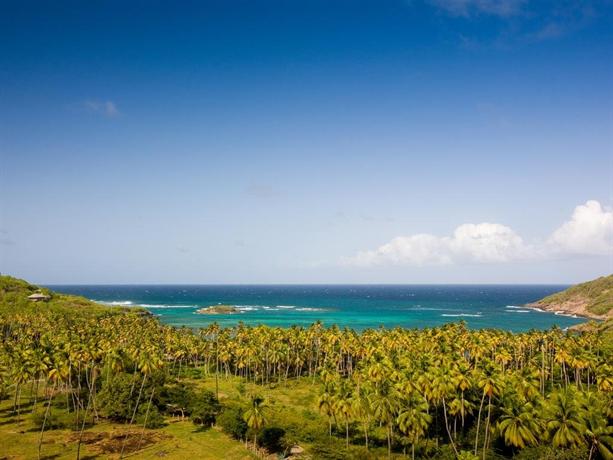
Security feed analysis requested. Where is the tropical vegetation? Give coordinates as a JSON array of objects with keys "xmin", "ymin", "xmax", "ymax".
[
  {"xmin": 531, "ymin": 274, "xmax": 613, "ymax": 318},
  {"xmin": 0, "ymin": 275, "xmax": 611, "ymax": 459}
]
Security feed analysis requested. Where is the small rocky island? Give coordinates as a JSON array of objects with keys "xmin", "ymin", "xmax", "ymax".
[{"xmin": 196, "ymin": 305, "xmax": 239, "ymax": 315}]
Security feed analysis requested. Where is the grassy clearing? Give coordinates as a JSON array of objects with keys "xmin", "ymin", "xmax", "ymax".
[{"xmin": 0, "ymin": 389, "xmax": 255, "ymax": 460}]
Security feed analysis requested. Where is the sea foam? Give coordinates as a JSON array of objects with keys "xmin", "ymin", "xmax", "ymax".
[{"xmin": 441, "ymin": 313, "xmax": 482, "ymax": 317}]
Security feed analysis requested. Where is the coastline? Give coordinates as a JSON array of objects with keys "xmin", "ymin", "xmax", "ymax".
[{"xmin": 525, "ymin": 300, "xmax": 608, "ymax": 321}]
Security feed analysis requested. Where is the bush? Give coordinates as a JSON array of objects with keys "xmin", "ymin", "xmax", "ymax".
[
  {"xmin": 159, "ymin": 383, "xmax": 195, "ymax": 418},
  {"xmin": 236, "ymin": 381, "xmax": 246, "ymax": 395},
  {"xmin": 135, "ymin": 405, "xmax": 165, "ymax": 429},
  {"xmin": 190, "ymin": 390, "xmax": 220, "ymax": 426},
  {"xmin": 97, "ymin": 371, "xmax": 165, "ymax": 423},
  {"xmin": 31, "ymin": 407, "xmax": 73, "ymax": 430},
  {"xmin": 218, "ymin": 404, "xmax": 248, "ymax": 440},
  {"xmin": 310, "ymin": 438, "xmax": 348, "ymax": 460},
  {"xmin": 259, "ymin": 426, "xmax": 285, "ymax": 452},
  {"xmin": 514, "ymin": 445, "xmax": 589, "ymax": 460},
  {"xmin": 457, "ymin": 451, "xmax": 479, "ymax": 460},
  {"xmin": 0, "ymin": 383, "xmax": 9, "ymax": 401}
]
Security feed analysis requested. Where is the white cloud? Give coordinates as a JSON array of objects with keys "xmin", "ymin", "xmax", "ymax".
[
  {"xmin": 427, "ymin": 0, "xmax": 525, "ymax": 17},
  {"xmin": 548, "ymin": 200, "xmax": 613, "ymax": 255},
  {"xmin": 449, "ymin": 223, "xmax": 530, "ymax": 262},
  {"xmin": 345, "ymin": 223, "xmax": 529, "ymax": 267},
  {"xmin": 344, "ymin": 200, "xmax": 612, "ymax": 268},
  {"xmin": 84, "ymin": 100, "xmax": 120, "ymax": 117}
]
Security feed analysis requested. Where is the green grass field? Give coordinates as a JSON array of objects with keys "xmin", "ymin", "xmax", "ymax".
[
  {"xmin": 0, "ymin": 375, "xmax": 396, "ymax": 459},
  {"xmin": 0, "ymin": 380, "xmax": 261, "ymax": 460}
]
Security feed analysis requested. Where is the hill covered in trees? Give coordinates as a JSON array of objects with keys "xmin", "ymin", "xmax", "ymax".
[
  {"xmin": 0, "ymin": 275, "xmax": 130, "ymax": 316},
  {"xmin": 528, "ymin": 275, "xmax": 613, "ymax": 319},
  {"xmin": 0, "ymin": 275, "xmax": 611, "ymax": 459}
]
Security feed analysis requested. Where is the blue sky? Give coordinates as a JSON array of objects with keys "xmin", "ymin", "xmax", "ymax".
[{"xmin": 1, "ymin": 0, "xmax": 612, "ymax": 284}]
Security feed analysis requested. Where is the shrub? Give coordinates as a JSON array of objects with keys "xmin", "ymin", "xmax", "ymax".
[
  {"xmin": 136, "ymin": 405, "xmax": 165, "ymax": 429},
  {"xmin": 0, "ymin": 382, "xmax": 9, "ymax": 401},
  {"xmin": 31, "ymin": 407, "xmax": 73, "ymax": 430},
  {"xmin": 514, "ymin": 445, "xmax": 589, "ymax": 460},
  {"xmin": 259, "ymin": 426, "xmax": 285, "ymax": 452},
  {"xmin": 190, "ymin": 390, "xmax": 220, "ymax": 426},
  {"xmin": 97, "ymin": 371, "xmax": 165, "ymax": 423},
  {"xmin": 457, "ymin": 451, "xmax": 479, "ymax": 460},
  {"xmin": 310, "ymin": 438, "xmax": 348, "ymax": 460},
  {"xmin": 236, "ymin": 381, "xmax": 246, "ymax": 395},
  {"xmin": 159, "ymin": 383, "xmax": 195, "ymax": 418},
  {"xmin": 218, "ymin": 404, "xmax": 248, "ymax": 440}
]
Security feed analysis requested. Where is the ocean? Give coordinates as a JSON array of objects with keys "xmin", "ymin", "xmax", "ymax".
[{"xmin": 48, "ymin": 284, "xmax": 587, "ymax": 332}]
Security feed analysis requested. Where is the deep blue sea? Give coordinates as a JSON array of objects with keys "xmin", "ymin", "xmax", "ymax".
[{"xmin": 48, "ymin": 284, "xmax": 587, "ymax": 332}]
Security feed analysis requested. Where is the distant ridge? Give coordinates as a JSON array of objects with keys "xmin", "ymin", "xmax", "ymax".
[{"xmin": 527, "ymin": 274, "xmax": 613, "ymax": 319}]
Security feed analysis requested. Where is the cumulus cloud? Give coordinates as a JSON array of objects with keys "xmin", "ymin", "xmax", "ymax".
[
  {"xmin": 345, "ymin": 223, "xmax": 530, "ymax": 267},
  {"xmin": 548, "ymin": 200, "xmax": 613, "ymax": 255},
  {"xmin": 343, "ymin": 201, "xmax": 612, "ymax": 268},
  {"xmin": 84, "ymin": 100, "xmax": 120, "ymax": 117}
]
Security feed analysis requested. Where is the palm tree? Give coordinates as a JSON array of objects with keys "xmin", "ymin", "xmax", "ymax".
[
  {"xmin": 581, "ymin": 392, "xmax": 613, "ymax": 460},
  {"xmin": 397, "ymin": 392, "xmax": 432, "ymax": 460},
  {"xmin": 317, "ymin": 390, "xmax": 336, "ymax": 437},
  {"xmin": 350, "ymin": 387, "xmax": 372, "ymax": 449},
  {"xmin": 545, "ymin": 389, "xmax": 586, "ymax": 448},
  {"xmin": 495, "ymin": 399, "xmax": 542, "ymax": 449},
  {"xmin": 369, "ymin": 381, "xmax": 398, "ymax": 458},
  {"xmin": 332, "ymin": 383, "xmax": 353, "ymax": 449},
  {"xmin": 474, "ymin": 365, "xmax": 502, "ymax": 457},
  {"xmin": 243, "ymin": 395, "xmax": 268, "ymax": 447}
]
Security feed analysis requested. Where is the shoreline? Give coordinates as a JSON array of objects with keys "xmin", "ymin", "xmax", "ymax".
[{"xmin": 524, "ymin": 301, "xmax": 607, "ymax": 321}]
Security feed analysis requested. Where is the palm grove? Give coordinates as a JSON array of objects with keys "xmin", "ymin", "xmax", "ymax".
[{"xmin": 0, "ymin": 276, "xmax": 611, "ymax": 459}]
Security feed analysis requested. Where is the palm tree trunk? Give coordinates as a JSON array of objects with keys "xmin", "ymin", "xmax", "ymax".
[
  {"xmin": 345, "ymin": 418, "xmax": 349, "ymax": 448},
  {"xmin": 120, "ymin": 374, "xmax": 147, "ymax": 459},
  {"xmin": 76, "ymin": 380, "xmax": 93, "ymax": 460},
  {"xmin": 482, "ymin": 397, "xmax": 492, "ymax": 460},
  {"xmin": 38, "ymin": 381, "xmax": 56, "ymax": 460},
  {"xmin": 474, "ymin": 391, "xmax": 486, "ymax": 455},
  {"xmin": 137, "ymin": 389, "xmax": 156, "ymax": 451},
  {"xmin": 442, "ymin": 397, "xmax": 458, "ymax": 456},
  {"xmin": 13, "ymin": 383, "xmax": 19, "ymax": 413}
]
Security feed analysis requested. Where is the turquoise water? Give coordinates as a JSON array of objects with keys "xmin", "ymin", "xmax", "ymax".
[{"xmin": 50, "ymin": 284, "xmax": 586, "ymax": 332}]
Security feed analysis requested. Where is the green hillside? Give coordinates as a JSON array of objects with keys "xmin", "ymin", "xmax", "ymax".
[
  {"xmin": 0, "ymin": 275, "xmax": 130, "ymax": 316},
  {"xmin": 535, "ymin": 274, "xmax": 613, "ymax": 317}
]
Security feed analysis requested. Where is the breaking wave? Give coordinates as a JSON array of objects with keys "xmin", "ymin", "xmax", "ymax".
[{"xmin": 441, "ymin": 313, "xmax": 482, "ymax": 317}]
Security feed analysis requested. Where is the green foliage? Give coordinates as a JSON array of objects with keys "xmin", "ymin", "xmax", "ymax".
[
  {"xmin": 217, "ymin": 404, "xmax": 248, "ymax": 440},
  {"xmin": 31, "ymin": 407, "xmax": 74, "ymax": 430},
  {"xmin": 457, "ymin": 451, "xmax": 479, "ymax": 460},
  {"xmin": 310, "ymin": 437, "xmax": 349, "ymax": 460},
  {"xmin": 136, "ymin": 404, "xmax": 166, "ymax": 429},
  {"xmin": 190, "ymin": 390, "xmax": 220, "ymax": 426},
  {"xmin": 1, "ymin": 274, "xmax": 613, "ymax": 460},
  {"xmin": 537, "ymin": 274, "xmax": 613, "ymax": 316},
  {"xmin": 259, "ymin": 426, "xmax": 285, "ymax": 452},
  {"xmin": 97, "ymin": 372, "xmax": 165, "ymax": 423},
  {"xmin": 514, "ymin": 445, "xmax": 590, "ymax": 460},
  {"xmin": 159, "ymin": 383, "xmax": 195, "ymax": 416}
]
